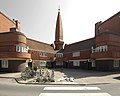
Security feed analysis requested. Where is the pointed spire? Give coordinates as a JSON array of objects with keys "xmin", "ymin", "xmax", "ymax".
[
  {"xmin": 54, "ymin": 8, "xmax": 64, "ymax": 50},
  {"xmin": 58, "ymin": 5, "xmax": 60, "ymax": 11},
  {"xmin": 58, "ymin": 6, "xmax": 60, "ymax": 12}
]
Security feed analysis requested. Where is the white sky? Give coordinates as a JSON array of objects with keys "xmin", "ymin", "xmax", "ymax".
[{"xmin": 0, "ymin": 0, "xmax": 120, "ymax": 44}]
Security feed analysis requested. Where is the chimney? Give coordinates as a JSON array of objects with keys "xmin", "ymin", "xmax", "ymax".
[
  {"xmin": 95, "ymin": 21, "xmax": 102, "ymax": 37},
  {"xmin": 50, "ymin": 44, "xmax": 54, "ymax": 49},
  {"xmin": 64, "ymin": 44, "xmax": 68, "ymax": 49},
  {"xmin": 13, "ymin": 19, "xmax": 21, "ymax": 31}
]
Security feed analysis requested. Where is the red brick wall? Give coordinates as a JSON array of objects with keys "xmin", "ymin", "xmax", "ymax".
[
  {"xmin": 96, "ymin": 33, "xmax": 120, "ymax": 50},
  {"xmin": 0, "ymin": 12, "xmax": 20, "ymax": 32},
  {"xmin": 0, "ymin": 33, "xmax": 26, "ymax": 44},
  {"xmin": 0, "ymin": 32, "xmax": 31, "ymax": 59},
  {"xmin": 0, "ymin": 52, "xmax": 31, "ymax": 59},
  {"xmin": 29, "ymin": 50, "xmax": 54, "ymax": 60},
  {"xmin": 96, "ymin": 34, "xmax": 110, "ymax": 46},
  {"xmin": 99, "ymin": 13, "xmax": 120, "ymax": 33},
  {"xmin": 63, "ymin": 50, "xmax": 91, "ymax": 61},
  {"xmin": 0, "ymin": 13, "xmax": 15, "ymax": 32},
  {"xmin": 8, "ymin": 60, "xmax": 26, "ymax": 72}
]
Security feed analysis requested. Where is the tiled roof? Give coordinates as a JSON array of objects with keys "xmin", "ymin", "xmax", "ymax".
[
  {"xmin": 0, "ymin": 11, "xmax": 15, "ymax": 25},
  {"xmin": 100, "ymin": 11, "xmax": 120, "ymax": 26},
  {"xmin": 61, "ymin": 38, "xmax": 95, "ymax": 53},
  {"xmin": 27, "ymin": 38, "xmax": 55, "ymax": 53},
  {"xmin": 97, "ymin": 31, "xmax": 120, "ymax": 37}
]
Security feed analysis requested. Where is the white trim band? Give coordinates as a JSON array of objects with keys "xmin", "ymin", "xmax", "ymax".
[
  {"xmin": 43, "ymin": 87, "xmax": 100, "ymax": 90},
  {"xmin": 39, "ymin": 93, "xmax": 111, "ymax": 96}
]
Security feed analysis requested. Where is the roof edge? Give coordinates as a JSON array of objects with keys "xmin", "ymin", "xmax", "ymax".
[
  {"xmin": 0, "ymin": 31, "xmax": 26, "ymax": 37},
  {"xmin": 66, "ymin": 37, "xmax": 95, "ymax": 46},
  {"xmin": 0, "ymin": 11, "xmax": 15, "ymax": 25},
  {"xmin": 100, "ymin": 11, "xmax": 120, "ymax": 26},
  {"xmin": 27, "ymin": 38, "xmax": 52, "ymax": 46}
]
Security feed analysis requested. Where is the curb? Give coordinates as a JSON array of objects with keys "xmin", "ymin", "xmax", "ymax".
[
  {"xmin": 14, "ymin": 78, "xmax": 110, "ymax": 86},
  {"xmin": 0, "ymin": 77, "xmax": 14, "ymax": 79},
  {"xmin": 0, "ymin": 77, "xmax": 111, "ymax": 86}
]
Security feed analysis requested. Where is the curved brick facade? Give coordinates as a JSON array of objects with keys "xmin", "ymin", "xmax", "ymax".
[
  {"xmin": 0, "ymin": 32, "xmax": 30, "ymax": 59},
  {"xmin": 0, "ymin": 31, "xmax": 31, "ymax": 72}
]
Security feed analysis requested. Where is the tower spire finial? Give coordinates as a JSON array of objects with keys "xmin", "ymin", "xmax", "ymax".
[{"xmin": 58, "ymin": 5, "xmax": 60, "ymax": 12}]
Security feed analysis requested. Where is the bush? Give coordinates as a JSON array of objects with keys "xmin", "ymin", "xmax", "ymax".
[{"xmin": 36, "ymin": 78, "xmax": 42, "ymax": 82}]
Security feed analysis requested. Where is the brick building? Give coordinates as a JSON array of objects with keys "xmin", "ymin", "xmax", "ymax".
[
  {"xmin": 0, "ymin": 11, "xmax": 55, "ymax": 72},
  {"xmin": 0, "ymin": 10, "xmax": 120, "ymax": 72},
  {"xmin": 54, "ymin": 10, "xmax": 120, "ymax": 71}
]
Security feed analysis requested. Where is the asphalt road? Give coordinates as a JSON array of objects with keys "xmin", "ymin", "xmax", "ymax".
[{"xmin": 0, "ymin": 83, "xmax": 120, "ymax": 96}]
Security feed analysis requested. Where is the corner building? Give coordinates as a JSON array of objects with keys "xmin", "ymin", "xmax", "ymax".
[
  {"xmin": 91, "ymin": 12, "xmax": 120, "ymax": 71},
  {"xmin": 55, "ymin": 11, "xmax": 120, "ymax": 71},
  {"xmin": 0, "ymin": 10, "xmax": 120, "ymax": 72}
]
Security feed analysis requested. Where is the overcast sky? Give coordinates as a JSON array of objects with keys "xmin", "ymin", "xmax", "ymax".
[{"xmin": 0, "ymin": 0, "xmax": 120, "ymax": 44}]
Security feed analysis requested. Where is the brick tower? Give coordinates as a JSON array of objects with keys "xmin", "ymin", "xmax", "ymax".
[{"xmin": 54, "ymin": 9, "xmax": 64, "ymax": 50}]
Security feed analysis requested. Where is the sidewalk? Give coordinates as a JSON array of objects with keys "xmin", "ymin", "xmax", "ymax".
[
  {"xmin": 0, "ymin": 72, "xmax": 21, "ymax": 84},
  {"xmin": 52, "ymin": 69, "xmax": 120, "ymax": 85},
  {"xmin": 0, "ymin": 69, "xmax": 120, "ymax": 85}
]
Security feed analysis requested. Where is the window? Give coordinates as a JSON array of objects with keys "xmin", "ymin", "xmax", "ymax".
[
  {"xmin": 56, "ymin": 53, "xmax": 63, "ymax": 58},
  {"xmin": 105, "ymin": 45, "xmax": 108, "ymax": 51},
  {"xmin": 16, "ymin": 45, "xmax": 20, "ymax": 52},
  {"xmin": 95, "ymin": 45, "xmax": 108, "ymax": 53},
  {"xmin": 91, "ymin": 46, "xmax": 95, "ymax": 53},
  {"xmin": 114, "ymin": 60, "xmax": 119, "ymax": 67},
  {"xmin": 16, "ymin": 45, "xmax": 29, "ymax": 53},
  {"xmin": 92, "ymin": 60, "xmax": 95, "ymax": 67},
  {"xmin": 40, "ymin": 61, "xmax": 46, "ymax": 67},
  {"xmin": 73, "ymin": 52, "xmax": 80, "ymax": 57},
  {"xmin": 99, "ymin": 46, "xmax": 102, "ymax": 52},
  {"xmin": 1, "ymin": 60, "xmax": 8, "ymax": 68},
  {"xmin": 40, "ymin": 52, "xmax": 47, "ymax": 57},
  {"xmin": 73, "ymin": 60, "xmax": 80, "ymax": 66}
]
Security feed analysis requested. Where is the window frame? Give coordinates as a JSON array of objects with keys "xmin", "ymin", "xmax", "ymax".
[
  {"xmin": 113, "ymin": 60, "xmax": 119, "ymax": 67},
  {"xmin": 1, "ymin": 60, "xmax": 8, "ymax": 68},
  {"xmin": 72, "ymin": 52, "xmax": 80, "ymax": 57}
]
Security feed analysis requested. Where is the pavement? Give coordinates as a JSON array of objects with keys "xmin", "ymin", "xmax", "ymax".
[
  {"xmin": 53, "ymin": 69, "xmax": 120, "ymax": 85},
  {"xmin": 0, "ymin": 72, "xmax": 20, "ymax": 84},
  {"xmin": 0, "ymin": 69, "xmax": 120, "ymax": 85}
]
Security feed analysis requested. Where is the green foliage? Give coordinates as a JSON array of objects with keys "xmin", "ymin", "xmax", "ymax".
[{"xmin": 21, "ymin": 67, "xmax": 33, "ymax": 80}]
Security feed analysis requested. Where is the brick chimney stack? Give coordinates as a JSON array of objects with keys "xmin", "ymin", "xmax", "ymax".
[{"xmin": 13, "ymin": 19, "xmax": 21, "ymax": 31}]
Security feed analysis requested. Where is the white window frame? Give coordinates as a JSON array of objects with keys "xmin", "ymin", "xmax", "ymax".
[
  {"xmin": 56, "ymin": 53, "xmax": 63, "ymax": 58},
  {"xmin": 92, "ymin": 60, "xmax": 95, "ymax": 67},
  {"xmin": 95, "ymin": 45, "xmax": 108, "ymax": 53},
  {"xmin": 102, "ymin": 46, "xmax": 105, "ymax": 52},
  {"xmin": 40, "ymin": 60, "xmax": 46, "ymax": 67},
  {"xmin": 114, "ymin": 60, "xmax": 119, "ymax": 67},
  {"xmin": 73, "ymin": 60, "xmax": 80, "ymax": 66},
  {"xmin": 1, "ymin": 60, "xmax": 8, "ymax": 68},
  {"xmin": 16, "ymin": 45, "xmax": 20, "ymax": 52},
  {"xmin": 40, "ymin": 52, "xmax": 47, "ymax": 57},
  {"xmin": 91, "ymin": 46, "xmax": 95, "ymax": 53},
  {"xmin": 105, "ymin": 45, "xmax": 108, "ymax": 51},
  {"xmin": 73, "ymin": 52, "xmax": 80, "ymax": 57},
  {"xmin": 16, "ymin": 45, "xmax": 29, "ymax": 53}
]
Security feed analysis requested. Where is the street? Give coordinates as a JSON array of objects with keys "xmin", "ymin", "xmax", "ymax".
[{"xmin": 0, "ymin": 83, "xmax": 120, "ymax": 96}]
